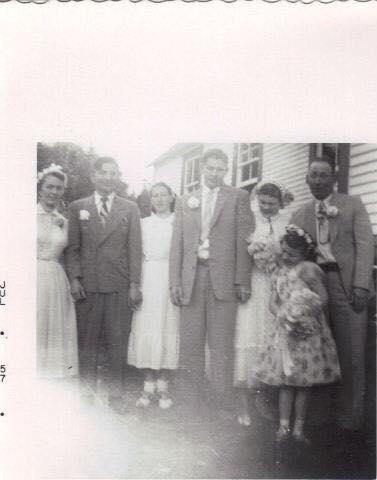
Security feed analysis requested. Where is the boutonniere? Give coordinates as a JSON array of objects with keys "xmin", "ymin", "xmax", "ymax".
[
  {"xmin": 326, "ymin": 206, "xmax": 338, "ymax": 218},
  {"xmin": 79, "ymin": 209, "xmax": 90, "ymax": 220},
  {"xmin": 122, "ymin": 216, "xmax": 128, "ymax": 225},
  {"xmin": 53, "ymin": 216, "xmax": 64, "ymax": 229},
  {"xmin": 187, "ymin": 196, "xmax": 200, "ymax": 210}
]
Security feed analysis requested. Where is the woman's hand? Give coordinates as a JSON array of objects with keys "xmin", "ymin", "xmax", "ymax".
[{"xmin": 70, "ymin": 278, "xmax": 86, "ymax": 301}]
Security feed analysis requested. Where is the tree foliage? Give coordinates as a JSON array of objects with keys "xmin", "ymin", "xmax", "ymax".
[{"xmin": 37, "ymin": 142, "xmax": 134, "ymax": 206}]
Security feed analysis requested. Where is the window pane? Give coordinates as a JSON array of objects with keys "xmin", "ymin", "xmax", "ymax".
[
  {"xmin": 193, "ymin": 158, "xmax": 200, "ymax": 182},
  {"xmin": 241, "ymin": 152, "xmax": 249, "ymax": 164},
  {"xmin": 251, "ymin": 147, "xmax": 260, "ymax": 159},
  {"xmin": 242, "ymin": 164, "xmax": 251, "ymax": 181},
  {"xmin": 251, "ymin": 161, "xmax": 259, "ymax": 178},
  {"xmin": 186, "ymin": 160, "xmax": 193, "ymax": 184}
]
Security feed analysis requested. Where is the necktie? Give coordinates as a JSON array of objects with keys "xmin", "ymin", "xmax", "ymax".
[
  {"xmin": 267, "ymin": 217, "xmax": 274, "ymax": 236},
  {"xmin": 317, "ymin": 201, "xmax": 329, "ymax": 244},
  {"xmin": 200, "ymin": 189, "xmax": 215, "ymax": 242},
  {"xmin": 100, "ymin": 196, "xmax": 109, "ymax": 226}
]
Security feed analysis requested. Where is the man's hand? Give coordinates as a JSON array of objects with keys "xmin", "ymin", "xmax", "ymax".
[
  {"xmin": 351, "ymin": 287, "xmax": 369, "ymax": 313},
  {"xmin": 235, "ymin": 285, "xmax": 251, "ymax": 304},
  {"xmin": 70, "ymin": 278, "xmax": 86, "ymax": 301},
  {"xmin": 129, "ymin": 284, "xmax": 143, "ymax": 309},
  {"xmin": 170, "ymin": 286, "xmax": 183, "ymax": 306}
]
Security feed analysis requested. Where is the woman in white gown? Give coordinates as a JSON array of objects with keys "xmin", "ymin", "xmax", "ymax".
[
  {"xmin": 128, "ymin": 182, "xmax": 180, "ymax": 409},
  {"xmin": 234, "ymin": 181, "xmax": 293, "ymax": 425},
  {"xmin": 37, "ymin": 164, "xmax": 79, "ymax": 379}
]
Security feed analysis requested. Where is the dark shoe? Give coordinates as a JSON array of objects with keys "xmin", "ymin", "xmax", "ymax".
[{"xmin": 108, "ymin": 396, "xmax": 125, "ymax": 414}]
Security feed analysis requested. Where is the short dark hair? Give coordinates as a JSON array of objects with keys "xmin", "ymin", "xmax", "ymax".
[
  {"xmin": 202, "ymin": 148, "xmax": 228, "ymax": 165},
  {"xmin": 309, "ymin": 155, "xmax": 336, "ymax": 174},
  {"xmin": 94, "ymin": 157, "xmax": 119, "ymax": 172},
  {"xmin": 150, "ymin": 182, "xmax": 176, "ymax": 213}
]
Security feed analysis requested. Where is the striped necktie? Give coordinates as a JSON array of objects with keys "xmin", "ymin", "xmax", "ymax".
[
  {"xmin": 317, "ymin": 201, "xmax": 329, "ymax": 244},
  {"xmin": 99, "ymin": 196, "xmax": 109, "ymax": 226}
]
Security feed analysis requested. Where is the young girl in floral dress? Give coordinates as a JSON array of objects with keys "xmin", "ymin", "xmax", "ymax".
[{"xmin": 254, "ymin": 225, "xmax": 340, "ymax": 444}]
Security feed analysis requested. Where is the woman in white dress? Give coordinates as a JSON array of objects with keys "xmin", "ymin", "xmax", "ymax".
[
  {"xmin": 128, "ymin": 182, "xmax": 180, "ymax": 409},
  {"xmin": 37, "ymin": 164, "xmax": 79, "ymax": 379},
  {"xmin": 234, "ymin": 181, "xmax": 293, "ymax": 425}
]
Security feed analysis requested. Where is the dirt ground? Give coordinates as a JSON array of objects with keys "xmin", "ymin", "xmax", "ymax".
[{"xmin": 31, "ymin": 319, "xmax": 376, "ymax": 479}]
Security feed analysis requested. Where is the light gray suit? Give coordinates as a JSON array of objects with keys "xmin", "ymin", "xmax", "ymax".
[
  {"xmin": 291, "ymin": 192, "xmax": 374, "ymax": 430},
  {"xmin": 169, "ymin": 185, "xmax": 254, "ymax": 402}
]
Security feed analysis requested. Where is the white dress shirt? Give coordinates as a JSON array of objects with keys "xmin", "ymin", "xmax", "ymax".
[
  {"xmin": 94, "ymin": 191, "xmax": 115, "ymax": 216},
  {"xmin": 315, "ymin": 194, "xmax": 336, "ymax": 264},
  {"xmin": 197, "ymin": 185, "xmax": 219, "ymax": 260}
]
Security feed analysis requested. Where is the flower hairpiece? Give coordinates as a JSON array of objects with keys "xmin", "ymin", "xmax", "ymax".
[
  {"xmin": 37, "ymin": 163, "xmax": 68, "ymax": 188},
  {"xmin": 285, "ymin": 224, "xmax": 314, "ymax": 247},
  {"xmin": 256, "ymin": 180, "xmax": 294, "ymax": 207}
]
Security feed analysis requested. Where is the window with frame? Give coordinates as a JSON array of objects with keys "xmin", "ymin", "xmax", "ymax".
[
  {"xmin": 235, "ymin": 143, "xmax": 263, "ymax": 192},
  {"xmin": 182, "ymin": 148, "xmax": 202, "ymax": 193}
]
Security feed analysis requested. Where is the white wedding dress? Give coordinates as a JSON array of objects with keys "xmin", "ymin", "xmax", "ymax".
[
  {"xmin": 37, "ymin": 203, "xmax": 79, "ymax": 378},
  {"xmin": 234, "ymin": 208, "xmax": 290, "ymax": 387},
  {"xmin": 128, "ymin": 213, "xmax": 180, "ymax": 370}
]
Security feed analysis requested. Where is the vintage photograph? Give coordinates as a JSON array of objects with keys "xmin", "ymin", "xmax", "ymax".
[{"xmin": 36, "ymin": 142, "xmax": 376, "ymax": 479}]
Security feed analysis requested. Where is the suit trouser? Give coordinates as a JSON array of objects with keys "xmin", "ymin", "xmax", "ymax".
[
  {"xmin": 325, "ymin": 270, "xmax": 368, "ymax": 431},
  {"xmin": 180, "ymin": 262, "xmax": 237, "ymax": 405},
  {"xmin": 76, "ymin": 291, "xmax": 131, "ymax": 398}
]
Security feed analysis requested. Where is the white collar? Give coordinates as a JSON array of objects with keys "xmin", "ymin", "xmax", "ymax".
[
  {"xmin": 202, "ymin": 185, "xmax": 219, "ymax": 196},
  {"xmin": 37, "ymin": 202, "xmax": 59, "ymax": 216},
  {"xmin": 94, "ymin": 191, "xmax": 115, "ymax": 205},
  {"xmin": 315, "ymin": 194, "xmax": 332, "ymax": 206}
]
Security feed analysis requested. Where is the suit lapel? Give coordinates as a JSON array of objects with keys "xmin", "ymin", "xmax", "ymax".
[
  {"xmin": 189, "ymin": 189, "xmax": 202, "ymax": 231},
  {"xmin": 210, "ymin": 186, "xmax": 227, "ymax": 230},
  {"xmin": 329, "ymin": 193, "xmax": 341, "ymax": 243},
  {"xmin": 86, "ymin": 195, "xmax": 102, "ymax": 241},
  {"xmin": 306, "ymin": 200, "xmax": 317, "ymax": 241}
]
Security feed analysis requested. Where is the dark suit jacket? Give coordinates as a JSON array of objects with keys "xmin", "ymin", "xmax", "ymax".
[
  {"xmin": 169, "ymin": 185, "xmax": 254, "ymax": 304},
  {"xmin": 65, "ymin": 194, "xmax": 142, "ymax": 293},
  {"xmin": 290, "ymin": 192, "xmax": 375, "ymax": 298}
]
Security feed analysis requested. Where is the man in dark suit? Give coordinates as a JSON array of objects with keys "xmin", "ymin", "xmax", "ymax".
[
  {"xmin": 169, "ymin": 148, "xmax": 254, "ymax": 412},
  {"xmin": 66, "ymin": 157, "xmax": 142, "ymax": 412},
  {"xmin": 291, "ymin": 157, "xmax": 374, "ymax": 433}
]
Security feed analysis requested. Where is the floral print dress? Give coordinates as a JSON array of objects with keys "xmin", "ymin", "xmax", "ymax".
[{"xmin": 254, "ymin": 261, "xmax": 341, "ymax": 387}]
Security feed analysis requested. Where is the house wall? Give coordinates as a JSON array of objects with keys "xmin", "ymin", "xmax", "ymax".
[
  {"xmin": 256, "ymin": 143, "xmax": 311, "ymax": 216},
  {"xmin": 349, "ymin": 143, "xmax": 377, "ymax": 235},
  {"xmin": 152, "ymin": 155, "xmax": 183, "ymax": 196}
]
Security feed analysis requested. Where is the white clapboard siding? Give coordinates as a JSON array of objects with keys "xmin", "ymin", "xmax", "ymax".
[
  {"xmin": 262, "ymin": 143, "xmax": 311, "ymax": 215},
  {"xmin": 152, "ymin": 156, "xmax": 183, "ymax": 196},
  {"xmin": 349, "ymin": 143, "xmax": 377, "ymax": 234}
]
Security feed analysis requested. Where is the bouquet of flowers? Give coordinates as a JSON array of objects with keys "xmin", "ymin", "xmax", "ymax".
[
  {"xmin": 247, "ymin": 234, "xmax": 279, "ymax": 274},
  {"xmin": 280, "ymin": 288, "xmax": 322, "ymax": 340}
]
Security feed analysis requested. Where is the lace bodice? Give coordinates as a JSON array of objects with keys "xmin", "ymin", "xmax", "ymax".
[
  {"xmin": 37, "ymin": 203, "xmax": 68, "ymax": 262},
  {"xmin": 253, "ymin": 209, "xmax": 290, "ymax": 244},
  {"xmin": 142, "ymin": 213, "xmax": 174, "ymax": 262}
]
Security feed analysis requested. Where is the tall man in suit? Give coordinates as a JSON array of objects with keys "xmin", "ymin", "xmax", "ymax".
[
  {"xmin": 291, "ymin": 157, "xmax": 374, "ymax": 433},
  {"xmin": 66, "ymin": 157, "xmax": 142, "ymax": 412},
  {"xmin": 169, "ymin": 148, "xmax": 254, "ymax": 411}
]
